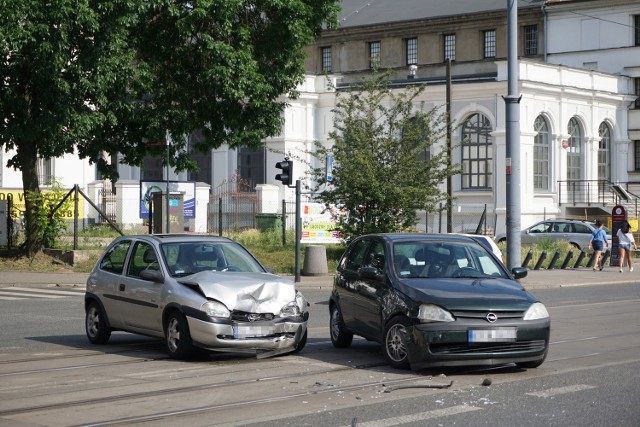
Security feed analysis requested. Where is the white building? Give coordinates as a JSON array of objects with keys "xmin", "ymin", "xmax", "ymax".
[{"xmin": 2, "ymin": 0, "xmax": 638, "ymax": 235}]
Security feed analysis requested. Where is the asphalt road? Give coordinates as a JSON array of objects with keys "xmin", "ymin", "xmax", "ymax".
[{"xmin": 0, "ymin": 282, "xmax": 638, "ymax": 426}]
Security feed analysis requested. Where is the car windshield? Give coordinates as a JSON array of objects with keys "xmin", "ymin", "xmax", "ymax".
[
  {"xmin": 161, "ymin": 241, "xmax": 265, "ymax": 277},
  {"xmin": 392, "ymin": 241, "xmax": 507, "ymax": 279}
]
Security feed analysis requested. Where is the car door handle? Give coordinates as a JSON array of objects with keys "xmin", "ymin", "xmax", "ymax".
[{"xmin": 119, "ymin": 284, "xmax": 125, "ymax": 291}]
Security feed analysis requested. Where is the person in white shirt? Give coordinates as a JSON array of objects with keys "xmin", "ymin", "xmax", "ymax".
[{"xmin": 616, "ymin": 221, "xmax": 637, "ymax": 273}]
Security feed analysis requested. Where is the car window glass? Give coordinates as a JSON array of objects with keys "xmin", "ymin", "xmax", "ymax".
[
  {"xmin": 99, "ymin": 241, "xmax": 131, "ymax": 274},
  {"xmin": 574, "ymin": 223, "xmax": 591, "ymax": 233},
  {"xmin": 161, "ymin": 241, "xmax": 264, "ymax": 277},
  {"xmin": 529, "ymin": 223, "xmax": 548, "ymax": 233},
  {"xmin": 469, "ymin": 245, "xmax": 503, "ymax": 276},
  {"xmin": 363, "ymin": 241, "xmax": 385, "ymax": 271},
  {"xmin": 127, "ymin": 242, "xmax": 159, "ymax": 278},
  {"xmin": 345, "ymin": 240, "xmax": 369, "ymax": 271},
  {"xmin": 550, "ymin": 222, "xmax": 565, "ymax": 233}
]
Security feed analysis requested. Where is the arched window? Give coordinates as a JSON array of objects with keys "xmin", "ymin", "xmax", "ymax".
[
  {"xmin": 567, "ymin": 118, "xmax": 583, "ymax": 181},
  {"xmin": 533, "ymin": 116, "xmax": 550, "ymax": 191},
  {"xmin": 461, "ymin": 113, "xmax": 492, "ymax": 189},
  {"xmin": 598, "ymin": 122, "xmax": 611, "ymax": 182}
]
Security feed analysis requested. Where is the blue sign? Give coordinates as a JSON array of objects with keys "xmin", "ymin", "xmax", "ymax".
[{"xmin": 326, "ymin": 154, "xmax": 333, "ymax": 182}]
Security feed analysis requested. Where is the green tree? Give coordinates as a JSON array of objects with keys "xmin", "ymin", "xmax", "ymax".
[
  {"xmin": 0, "ymin": 0, "xmax": 339, "ymax": 255},
  {"xmin": 310, "ymin": 72, "xmax": 459, "ymax": 241}
]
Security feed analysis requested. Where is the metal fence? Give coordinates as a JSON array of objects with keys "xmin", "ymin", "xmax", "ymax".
[
  {"xmin": 414, "ymin": 204, "xmax": 495, "ymax": 236},
  {"xmin": 207, "ymin": 174, "xmax": 258, "ymax": 235}
]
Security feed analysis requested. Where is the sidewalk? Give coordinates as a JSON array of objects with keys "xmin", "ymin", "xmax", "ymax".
[{"xmin": 0, "ymin": 267, "xmax": 637, "ymax": 290}]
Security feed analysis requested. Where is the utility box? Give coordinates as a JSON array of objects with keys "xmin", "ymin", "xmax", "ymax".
[{"xmin": 153, "ymin": 192, "xmax": 185, "ymax": 233}]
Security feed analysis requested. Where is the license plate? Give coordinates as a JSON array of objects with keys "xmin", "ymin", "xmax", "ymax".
[
  {"xmin": 233, "ymin": 324, "xmax": 274, "ymax": 339},
  {"xmin": 468, "ymin": 328, "xmax": 517, "ymax": 343}
]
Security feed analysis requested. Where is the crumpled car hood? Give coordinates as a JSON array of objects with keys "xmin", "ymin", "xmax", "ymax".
[
  {"xmin": 178, "ymin": 271, "xmax": 296, "ymax": 314},
  {"xmin": 395, "ymin": 277, "xmax": 536, "ymax": 311}
]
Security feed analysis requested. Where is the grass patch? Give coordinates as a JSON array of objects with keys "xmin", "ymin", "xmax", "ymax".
[{"xmin": 1, "ymin": 229, "xmax": 596, "ymax": 275}]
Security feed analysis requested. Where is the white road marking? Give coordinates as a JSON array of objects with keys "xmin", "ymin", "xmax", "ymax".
[
  {"xmin": 0, "ymin": 291, "xmax": 66, "ymax": 299},
  {"xmin": 341, "ymin": 405, "xmax": 482, "ymax": 427},
  {"xmin": 8, "ymin": 287, "xmax": 85, "ymax": 296},
  {"xmin": 526, "ymin": 384, "xmax": 596, "ymax": 398}
]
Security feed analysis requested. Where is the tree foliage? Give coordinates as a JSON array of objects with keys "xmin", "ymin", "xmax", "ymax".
[
  {"xmin": 310, "ymin": 72, "xmax": 460, "ymax": 241},
  {"xmin": 0, "ymin": 0, "xmax": 339, "ymax": 254}
]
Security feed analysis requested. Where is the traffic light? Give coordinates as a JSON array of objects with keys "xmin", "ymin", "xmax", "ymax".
[{"xmin": 275, "ymin": 159, "xmax": 293, "ymax": 186}]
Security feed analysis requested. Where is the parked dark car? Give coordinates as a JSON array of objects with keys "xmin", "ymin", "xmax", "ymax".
[
  {"xmin": 329, "ymin": 233, "xmax": 550, "ymax": 370},
  {"xmin": 85, "ymin": 234, "xmax": 308, "ymax": 359}
]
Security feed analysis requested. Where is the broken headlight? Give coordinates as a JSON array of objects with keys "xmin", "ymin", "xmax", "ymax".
[
  {"xmin": 279, "ymin": 301, "xmax": 302, "ymax": 317},
  {"xmin": 202, "ymin": 300, "xmax": 231, "ymax": 318}
]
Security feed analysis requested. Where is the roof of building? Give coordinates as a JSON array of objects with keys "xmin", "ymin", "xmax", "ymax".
[{"xmin": 336, "ymin": 0, "xmax": 546, "ymax": 28}]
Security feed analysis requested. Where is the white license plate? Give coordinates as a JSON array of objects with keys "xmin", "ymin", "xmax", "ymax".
[
  {"xmin": 468, "ymin": 328, "xmax": 517, "ymax": 343},
  {"xmin": 233, "ymin": 324, "xmax": 274, "ymax": 339}
]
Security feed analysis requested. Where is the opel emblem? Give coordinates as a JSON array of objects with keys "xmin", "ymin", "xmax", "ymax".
[{"xmin": 486, "ymin": 312, "xmax": 498, "ymax": 323}]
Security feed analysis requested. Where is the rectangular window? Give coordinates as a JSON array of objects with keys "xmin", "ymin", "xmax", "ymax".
[
  {"xmin": 369, "ymin": 41, "xmax": 381, "ymax": 69},
  {"xmin": 635, "ymin": 15, "xmax": 640, "ymax": 46},
  {"xmin": 635, "ymin": 78, "xmax": 640, "ymax": 109},
  {"xmin": 321, "ymin": 46, "xmax": 332, "ymax": 73},
  {"xmin": 406, "ymin": 37, "xmax": 417, "ymax": 65},
  {"xmin": 483, "ymin": 30, "xmax": 496, "ymax": 58},
  {"xmin": 635, "ymin": 141, "xmax": 640, "ymax": 171},
  {"xmin": 524, "ymin": 25, "xmax": 538, "ymax": 55},
  {"xmin": 444, "ymin": 34, "xmax": 455, "ymax": 61}
]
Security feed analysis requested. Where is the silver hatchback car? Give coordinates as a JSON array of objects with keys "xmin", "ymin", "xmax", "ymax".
[
  {"xmin": 85, "ymin": 234, "xmax": 308, "ymax": 359},
  {"xmin": 495, "ymin": 219, "xmax": 611, "ymax": 250}
]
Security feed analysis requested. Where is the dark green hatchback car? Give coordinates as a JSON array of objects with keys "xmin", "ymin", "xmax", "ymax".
[{"xmin": 329, "ymin": 233, "xmax": 550, "ymax": 370}]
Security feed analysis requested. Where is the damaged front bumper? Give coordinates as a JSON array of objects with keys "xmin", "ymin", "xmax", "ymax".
[
  {"xmin": 186, "ymin": 314, "xmax": 308, "ymax": 357},
  {"xmin": 404, "ymin": 318, "xmax": 550, "ymax": 370}
]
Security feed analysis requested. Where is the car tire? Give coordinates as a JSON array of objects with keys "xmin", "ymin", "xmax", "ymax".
[
  {"xmin": 330, "ymin": 304, "xmax": 353, "ymax": 348},
  {"xmin": 85, "ymin": 302, "xmax": 111, "ymax": 344},
  {"xmin": 292, "ymin": 329, "xmax": 307, "ymax": 353},
  {"xmin": 165, "ymin": 311, "xmax": 194, "ymax": 359},
  {"xmin": 383, "ymin": 316, "xmax": 411, "ymax": 369}
]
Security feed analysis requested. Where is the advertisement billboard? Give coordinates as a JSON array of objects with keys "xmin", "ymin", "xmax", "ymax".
[{"xmin": 301, "ymin": 203, "xmax": 345, "ymax": 244}]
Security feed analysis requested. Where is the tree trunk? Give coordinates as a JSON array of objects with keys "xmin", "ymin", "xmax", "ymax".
[{"xmin": 17, "ymin": 143, "xmax": 42, "ymax": 257}]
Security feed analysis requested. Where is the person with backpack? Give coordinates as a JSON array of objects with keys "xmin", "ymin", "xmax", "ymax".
[
  {"xmin": 588, "ymin": 219, "xmax": 608, "ymax": 271},
  {"xmin": 616, "ymin": 221, "xmax": 637, "ymax": 273}
]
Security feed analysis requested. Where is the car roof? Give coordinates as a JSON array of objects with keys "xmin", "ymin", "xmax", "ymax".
[
  {"xmin": 114, "ymin": 234, "xmax": 235, "ymax": 244},
  {"xmin": 359, "ymin": 233, "xmax": 477, "ymax": 244}
]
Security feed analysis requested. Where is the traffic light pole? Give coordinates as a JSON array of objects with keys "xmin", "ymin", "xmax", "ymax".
[{"xmin": 295, "ymin": 179, "xmax": 301, "ymax": 283}]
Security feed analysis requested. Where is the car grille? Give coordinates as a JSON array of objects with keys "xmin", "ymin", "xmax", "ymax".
[
  {"xmin": 230, "ymin": 311, "xmax": 274, "ymax": 322},
  {"xmin": 430, "ymin": 340, "xmax": 546, "ymax": 355},
  {"xmin": 451, "ymin": 310, "xmax": 524, "ymax": 320}
]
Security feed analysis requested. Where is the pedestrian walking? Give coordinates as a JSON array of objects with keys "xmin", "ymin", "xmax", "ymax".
[
  {"xmin": 588, "ymin": 219, "xmax": 608, "ymax": 271},
  {"xmin": 616, "ymin": 221, "xmax": 637, "ymax": 273}
]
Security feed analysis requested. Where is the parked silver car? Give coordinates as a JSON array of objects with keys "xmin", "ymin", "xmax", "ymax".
[
  {"xmin": 85, "ymin": 234, "xmax": 308, "ymax": 359},
  {"xmin": 495, "ymin": 219, "xmax": 611, "ymax": 250}
]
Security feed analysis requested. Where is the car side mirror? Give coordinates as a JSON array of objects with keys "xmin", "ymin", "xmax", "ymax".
[
  {"xmin": 139, "ymin": 269, "xmax": 165, "ymax": 283},
  {"xmin": 511, "ymin": 267, "xmax": 527, "ymax": 279},
  {"xmin": 359, "ymin": 266, "xmax": 382, "ymax": 280}
]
